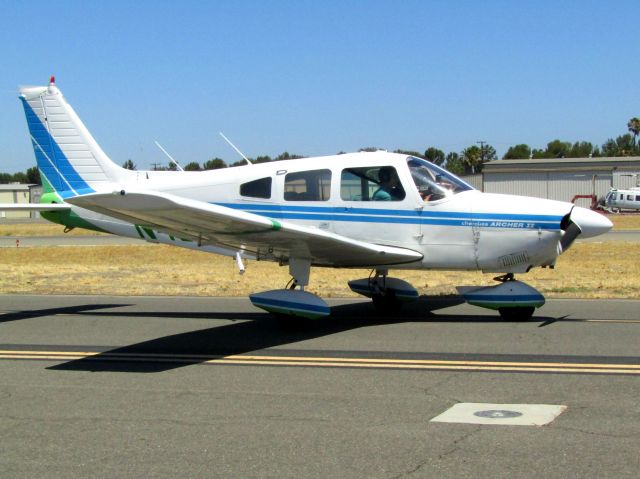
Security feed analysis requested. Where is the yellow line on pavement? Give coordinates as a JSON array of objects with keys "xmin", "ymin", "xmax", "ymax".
[
  {"xmin": 0, "ymin": 349, "xmax": 639, "ymax": 374},
  {"xmin": 584, "ymin": 319, "xmax": 640, "ymax": 324},
  {"xmin": 4, "ymin": 350, "xmax": 640, "ymax": 370}
]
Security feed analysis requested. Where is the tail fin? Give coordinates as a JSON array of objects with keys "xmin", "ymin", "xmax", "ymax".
[{"xmin": 19, "ymin": 77, "xmax": 131, "ymax": 199}]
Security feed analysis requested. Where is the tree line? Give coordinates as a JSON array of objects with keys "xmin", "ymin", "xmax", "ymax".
[
  {"xmin": 3, "ymin": 118, "xmax": 639, "ymax": 184},
  {"xmin": 0, "ymin": 166, "xmax": 40, "ymax": 185},
  {"xmin": 405, "ymin": 117, "xmax": 640, "ymax": 176},
  {"xmin": 121, "ymin": 151, "xmax": 305, "ymax": 172}
]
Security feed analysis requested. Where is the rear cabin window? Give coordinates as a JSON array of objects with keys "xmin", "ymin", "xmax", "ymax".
[
  {"xmin": 284, "ymin": 169, "xmax": 331, "ymax": 201},
  {"xmin": 240, "ymin": 177, "xmax": 272, "ymax": 199},
  {"xmin": 340, "ymin": 166, "xmax": 405, "ymax": 201}
]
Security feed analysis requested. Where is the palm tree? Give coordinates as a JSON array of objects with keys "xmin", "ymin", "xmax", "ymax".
[
  {"xmin": 627, "ymin": 117, "xmax": 640, "ymax": 147},
  {"xmin": 461, "ymin": 146, "xmax": 482, "ymax": 174}
]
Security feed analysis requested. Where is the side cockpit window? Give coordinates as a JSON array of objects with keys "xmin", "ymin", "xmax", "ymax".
[
  {"xmin": 340, "ymin": 166, "xmax": 405, "ymax": 201},
  {"xmin": 284, "ymin": 169, "xmax": 331, "ymax": 201},
  {"xmin": 240, "ymin": 177, "xmax": 272, "ymax": 199}
]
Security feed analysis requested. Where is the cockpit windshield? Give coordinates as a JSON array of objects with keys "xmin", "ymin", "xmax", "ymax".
[{"xmin": 406, "ymin": 156, "xmax": 474, "ymax": 201}]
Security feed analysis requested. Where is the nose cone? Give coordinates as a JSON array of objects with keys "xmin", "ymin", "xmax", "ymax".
[{"xmin": 570, "ymin": 207, "xmax": 613, "ymax": 238}]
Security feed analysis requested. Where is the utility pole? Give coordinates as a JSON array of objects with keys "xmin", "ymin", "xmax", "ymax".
[
  {"xmin": 477, "ymin": 140, "xmax": 486, "ymax": 163},
  {"xmin": 473, "ymin": 140, "xmax": 487, "ymax": 175}
]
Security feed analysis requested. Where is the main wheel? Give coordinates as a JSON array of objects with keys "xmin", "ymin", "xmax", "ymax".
[
  {"xmin": 273, "ymin": 312, "xmax": 316, "ymax": 330},
  {"xmin": 372, "ymin": 292, "xmax": 402, "ymax": 314},
  {"xmin": 498, "ymin": 306, "xmax": 535, "ymax": 321}
]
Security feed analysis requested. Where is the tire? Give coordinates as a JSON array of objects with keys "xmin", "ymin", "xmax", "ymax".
[
  {"xmin": 498, "ymin": 306, "xmax": 535, "ymax": 321},
  {"xmin": 273, "ymin": 313, "xmax": 315, "ymax": 330},
  {"xmin": 372, "ymin": 292, "xmax": 402, "ymax": 314}
]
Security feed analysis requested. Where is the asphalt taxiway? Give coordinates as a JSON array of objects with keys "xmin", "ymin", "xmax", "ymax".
[{"xmin": 1, "ymin": 294, "xmax": 639, "ymax": 478}]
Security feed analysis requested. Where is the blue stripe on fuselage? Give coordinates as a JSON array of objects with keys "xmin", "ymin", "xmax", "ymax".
[{"xmin": 215, "ymin": 203, "xmax": 563, "ymax": 230}]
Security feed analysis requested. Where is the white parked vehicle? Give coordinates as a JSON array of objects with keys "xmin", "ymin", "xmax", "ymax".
[{"xmin": 603, "ymin": 188, "xmax": 640, "ymax": 213}]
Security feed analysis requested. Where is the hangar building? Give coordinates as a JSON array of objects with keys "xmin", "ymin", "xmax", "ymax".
[
  {"xmin": 477, "ymin": 156, "xmax": 640, "ymax": 208},
  {"xmin": 0, "ymin": 183, "xmax": 41, "ymax": 219}
]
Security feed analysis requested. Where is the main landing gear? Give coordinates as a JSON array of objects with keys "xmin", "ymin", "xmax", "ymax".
[
  {"xmin": 348, "ymin": 269, "xmax": 419, "ymax": 313},
  {"xmin": 249, "ymin": 258, "xmax": 330, "ymax": 320},
  {"xmin": 249, "ymin": 257, "xmax": 543, "ymax": 322}
]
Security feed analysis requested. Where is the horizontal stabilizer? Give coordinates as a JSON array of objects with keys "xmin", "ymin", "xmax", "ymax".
[{"xmin": 0, "ymin": 203, "xmax": 70, "ymax": 211}]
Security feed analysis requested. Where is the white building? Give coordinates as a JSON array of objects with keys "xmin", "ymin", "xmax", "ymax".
[
  {"xmin": 0, "ymin": 183, "xmax": 38, "ymax": 219},
  {"xmin": 479, "ymin": 157, "xmax": 640, "ymax": 208}
]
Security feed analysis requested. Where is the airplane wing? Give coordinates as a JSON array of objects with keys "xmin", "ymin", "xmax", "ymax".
[
  {"xmin": 66, "ymin": 191, "xmax": 423, "ymax": 267},
  {"xmin": 0, "ymin": 203, "xmax": 70, "ymax": 211}
]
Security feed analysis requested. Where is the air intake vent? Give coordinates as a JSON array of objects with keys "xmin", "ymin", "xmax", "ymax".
[{"xmin": 499, "ymin": 251, "xmax": 530, "ymax": 268}]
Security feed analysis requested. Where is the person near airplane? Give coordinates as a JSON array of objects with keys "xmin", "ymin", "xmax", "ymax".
[{"xmin": 373, "ymin": 166, "xmax": 404, "ymax": 201}]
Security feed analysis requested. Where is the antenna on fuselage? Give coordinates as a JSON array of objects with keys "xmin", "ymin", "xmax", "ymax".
[
  {"xmin": 219, "ymin": 132, "xmax": 252, "ymax": 166},
  {"xmin": 154, "ymin": 140, "xmax": 184, "ymax": 171}
]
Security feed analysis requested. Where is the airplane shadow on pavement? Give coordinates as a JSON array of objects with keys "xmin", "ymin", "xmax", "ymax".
[
  {"xmin": 45, "ymin": 296, "xmax": 557, "ymax": 374},
  {"xmin": 0, "ymin": 304, "xmax": 132, "ymax": 324}
]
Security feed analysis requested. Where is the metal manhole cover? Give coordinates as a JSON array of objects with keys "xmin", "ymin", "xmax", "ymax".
[{"xmin": 474, "ymin": 409, "xmax": 523, "ymax": 419}]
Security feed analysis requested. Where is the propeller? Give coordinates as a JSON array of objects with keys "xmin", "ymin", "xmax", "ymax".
[
  {"xmin": 559, "ymin": 206, "xmax": 612, "ymax": 253},
  {"xmin": 560, "ymin": 206, "xmax": 613, "ymax": 253},
  {"xmin": 559, "ymin": 216, "xmax": 581, "ymax": 252}
]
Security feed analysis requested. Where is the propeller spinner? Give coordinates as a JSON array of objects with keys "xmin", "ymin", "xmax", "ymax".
[{"xmin": 560, "ymin": 206, "xmax": 612, "ymax": 252}]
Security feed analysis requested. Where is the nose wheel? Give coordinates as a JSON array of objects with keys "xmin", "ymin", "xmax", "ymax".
[
  {"xmin": 493, "ymin": 274, "xmax": 536, "ymax": 321},
  {"xmin": 458, "ymin": 274, "xmax": 544, "ymax": 321},
  {"xmin": 498, "ymin": 306, "xmax": 535, "ymax": 321}
]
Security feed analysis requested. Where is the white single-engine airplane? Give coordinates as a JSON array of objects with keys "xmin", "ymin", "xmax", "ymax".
[{"xmin": 2, "ymin": 77, "xmax": 613, "ymax": 320}]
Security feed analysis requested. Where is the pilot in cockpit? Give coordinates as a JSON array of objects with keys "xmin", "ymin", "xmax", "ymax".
[
  {"xmin": 411, "ymin": 168, "xmax": 448, "ymax": 202},
  {"xmin": 406, "ymin": 156, "xmax": 473, "ymax": 202}
]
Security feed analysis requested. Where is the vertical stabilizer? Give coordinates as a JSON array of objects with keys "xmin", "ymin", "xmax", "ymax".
[{"xmin": 19, "ymin": 77, "xmax": 130, "ymax": 198}]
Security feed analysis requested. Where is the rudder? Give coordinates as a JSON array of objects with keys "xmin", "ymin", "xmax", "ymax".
[{"xmin": 19, "ymin": 77, "xmax": 130, "ymax": 199}]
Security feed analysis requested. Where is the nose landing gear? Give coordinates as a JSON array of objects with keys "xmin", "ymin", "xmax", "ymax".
[{"xmin": 457, "ymin": 273, "xmax": 544, "ymax": 321}]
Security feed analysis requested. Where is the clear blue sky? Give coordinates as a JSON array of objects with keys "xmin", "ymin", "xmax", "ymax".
[{"xmin": 0, "ymin": 0, "xmax": 638, "ymax": 172}]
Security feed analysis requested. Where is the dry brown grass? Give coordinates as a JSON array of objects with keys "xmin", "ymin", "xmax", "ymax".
[
  {"xmin": 1, "ymin": 242, "xmax": 638, "ymax": 298},
  {"xmin": 607, "ymin": 214, "xmax": 640, "ymax": 230}
]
